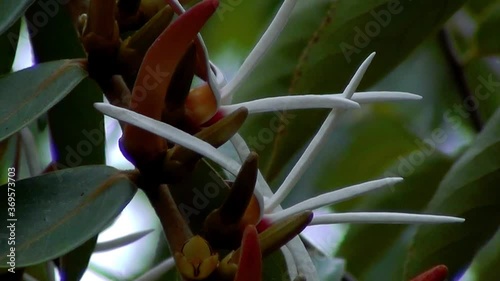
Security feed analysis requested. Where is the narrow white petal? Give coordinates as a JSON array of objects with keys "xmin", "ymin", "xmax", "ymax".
[
  {"xmin": 286, "ymin": 237, "xmax": 320, "ymax": 281},
  {"xmin": 223, "ymin": 91, "xmax": 419, "ymax": 115},
  {"xmin": 94, "ymin": 103, "xmax": 241, "ymax": 175},
  {"xmin": 281, "ymin": 245, "xmax": 299, "ymax": 280},
  {"xmin": 266, "ymin": 178, "xmax": 403, "ymax": 222},
  {"xmin": 352, "ymin": 91, "xmax": 422, "ymax": 103},
  {"xmin": 19, "ymin": 127, "xmax": 42, "ymax": 176},
  {"xmin": 134, "ymin": 257, "xmax": 176, "ymax": 281},
  {"xmin": 221, "ymin": 95, "xmax": 360, "ymax": 114},
  {"xmin": 310, "ymin": 212, "xmax": 465, "ymax": 225},
  {"xmin": 342, "ymin": 52, "xmax": 376, "ymax": 99},
  {"xmin": 265, "ymin": 53, "xmax": 377, "ymax": 212},
  {"xmin": 221, "ymin": 0, "xmax": 298, "ymax": 104},
  {"xmin": 94, "ymin": 229, "xmax": 154, "ymax": 252}
]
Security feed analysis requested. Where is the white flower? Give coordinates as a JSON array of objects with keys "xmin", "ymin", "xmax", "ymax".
[
  {"xmin": 95, "ymin": 1, "xmax": 464, "ymax": 280},
  {"xmin": 95, "ymin": 53, "xmax": 463, "ymax": 281}
]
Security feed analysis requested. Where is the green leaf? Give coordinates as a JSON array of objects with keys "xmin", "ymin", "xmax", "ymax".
[
  {"xmin": 404, "ymin": 107, "xmax": 500, "ymax": 280},
  {"xmin": 0, "ymin": 60, "xmax": 88, "ymax": 142},
  {"xmin": 0, "ymin": 0, "xmax": 35, "ymax": 35},
  {"xmin": 471, "ymin": 230, "xmax": 500, "ymax": 281},
  {"xmin": 337, "ymin": 154, "xmax": 454, "ymax": 279},
  {"xmin": 236, "ymin": 0, "xmax": 466, "ymax": 180},
  {"xmin": 0, "ymin": 166, "xmax": 137, "ymax": 267},
  {"xmin": 60, "ymin": 236, "xmax": 98, "ymax": 281},
  {"xmin": 0, "ymin": 19, "xmax": 20, "ymax": 75},
  {"xmin": 474, "ymin": 3, "xmax": 500, "ymax": 56},
  {"xmin": 27, "ymin": 1, "xmax": 105, "ymax": 168}
]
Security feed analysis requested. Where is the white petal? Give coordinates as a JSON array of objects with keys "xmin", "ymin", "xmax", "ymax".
[
  {"xmin": 94, "ymin": 229, "xmax": 154, "ymax": 252},
  {"xmin": 221, "ymin": 0, "xmax": 298, "ymax": 104},
  {"xmin": 221, "ymin": 95, "xmax": 360, "ymax": 114},
  {"xmin": 286, "ymin": 237, "xmax": 320, "ymax": 281},
  {"xmin": 352, "ymin": 91, "xmax": 422, "ymax": 103},
  {"xmin": 19, "ymin": 127, "xmax": 42, "ymax": 176},
  {"xmin": 281, "ymin": 245, "xmax": 299, "ymax": 280},
  {"xmin": 310, "ymin": 212, "xmax": 465, "ymax": 225},
  {"xmin": 342, "ymin": 52, "xmax": 376, "ymax": 99},
  {"xmin": 134, "ymin": 257, "xmax": 175, "ymax": 281},
  {"xmin": 266, "ymin": 178, "xmax": 403, "ymax": 222},
  {"xmin": 94, "ymin": 103, "xmax": 241, "ymax": 175},
  {"xmin": 264, "ymin": 53, "xmax": 377, "ymax": 212}
]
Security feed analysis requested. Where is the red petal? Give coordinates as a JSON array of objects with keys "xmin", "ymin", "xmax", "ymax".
[
  {"xmin": 123, "ymin": 0, "xmax": 218, "ymax": 164},
  {"xmin": 409, "ymin": 265, "xmax": 448, "ymax": 281},
  {"xmin": 234, "ymin": 225, "xmax": 262, "ymax": 281}
]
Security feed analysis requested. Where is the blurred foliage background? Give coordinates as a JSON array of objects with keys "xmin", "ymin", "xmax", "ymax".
[{"xmin": 0, "ymin": 0, "xmax": 499, "ymax": 280}]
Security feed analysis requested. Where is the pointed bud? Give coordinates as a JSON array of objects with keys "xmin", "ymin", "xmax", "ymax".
[
  {"xmin": 118, "ymin": 5, "xmax": 174, "ymax": 87},
  {"xmin": 121, "ymin": 0, "xmax": 218, "ymax": 166},
  {"xmin": 219, "ymin": 152, "xmax": 258, "ymax": 224},
  {"xmin": 168, "ymin": 107, "xmax": 248, "ymax": 165},
  {"xmin": 234, "ymin": 225, "xmax": 262, "ymax": 281},
  {"xmin": 174, "ymin": 235, "xmax": 219, "ymax": 280},
  {"xmin": 162, "ymin": 43, "xmax": 197, "ymax": 126},
  {"xmin": 202, "ymin": 152, "xmax": 257, "ymax": 249}
]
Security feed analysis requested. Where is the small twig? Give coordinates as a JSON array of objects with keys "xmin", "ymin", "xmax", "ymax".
[
  {"xmin": 438, "ymin": 28, "xmax": 483, "ymax": 131},
  {"xmin": 145, "ymin": 183, "xmax": 193, "ymax": 253}
]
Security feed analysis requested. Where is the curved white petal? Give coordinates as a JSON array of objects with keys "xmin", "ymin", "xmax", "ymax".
[
  {"xmin": 286, "ymin": 237, "xmax": 320, "ymax": 281},
  {"xmin": 221, "ymin": 0, "xmax": 299, "ymax": 103},
  {"xmin": 265, "ymin": 53, "xmax": 376, "ymax": 212},
  {"xmin": 266, "ymin": 178, "xmax": 403, "ymax": 222},
  {"xmin": 94, "ymin": 229, "xmax": 154, "ymax": 252},
  {"xmin": 352, "ymin": 91, "xmax": 422, "ymax": 103},
  {"xmin": 281, "ymin": 245, "xmax": 299, "ymax": 280},
  {"xmin": 94, "ymin": 103, "xmax": 241, "ymax": 175},
  {"xmin": 310, "ymin": 212, "xmax": 465, "ymax": 225},
  {"xmin": 221, "ymin": 95, "xmax": 360, "ymax": 115},
  {"xmin": 134, "ymin": 257, "xmax": 175, "ymax": 281}
]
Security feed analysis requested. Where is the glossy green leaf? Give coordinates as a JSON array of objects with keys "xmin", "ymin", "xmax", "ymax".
[
  {"xmin": 27, "ymin": 1, "xmax": 105, "ymax": 169},
  {"xmin": 236, "ymin": 0, "xmax": 466, "ymax": 180},
  {"xmin": 0, "ymin": 60, "xmax": 88, "ymax": 142},
  {"xmin": 474, "ymin": 3, "xmax": 500, "ymax": 56},
  {"xmin": 0, "ymin": 20, "xmax": 20, "ymax": 75},
  {"xmin": 0, "ymin": 0, "xmax": 35, "ymax": 35},
  {"xmin": 404, "ymin": 108, "xmax": 500, "ymax": 279},
  {"xmin": 0, "ymin": 166, "xmax": 137, "ymax": 267}
]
